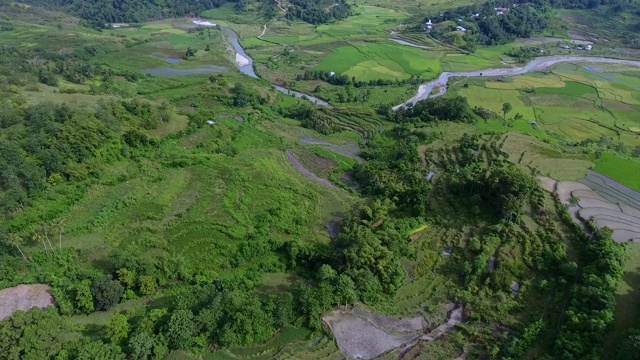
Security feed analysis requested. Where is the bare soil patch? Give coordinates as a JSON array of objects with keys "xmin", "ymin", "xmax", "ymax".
[
  {"xmin": 537, "ymin": 176, "xmax": 557, "ymax": 192},
  {"xmin": 0, "ymin": 284, "xmax": 55, "ymax": 320},
  {"xmin": 299, "ymin": 137, "xmax": 363, "ymax": 163},
  {"xmin": 352, "ymin": 308, "xmax": 425, "ymax": 333},
  {"xmin": 285, "ymin": 150, "xmax": 339, "ymax": 190},
  {"xmin": 324, "ymin": 304, "xmax": 464, "ymax": 359},
  {"xmin": 324, "ymin": 310, "xmax": 419, "ymax": 359},
  {"xmin": 556, "ymin": 181, "xmax": 591, "ymax": 204}
]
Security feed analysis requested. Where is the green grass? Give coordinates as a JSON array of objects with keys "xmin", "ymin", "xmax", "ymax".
[
  {"xmin": 316, "ymin": 42, "xmax": 441, "ymax": 81},
  {"xmin": 594, "ymin": 152, "xmax": 640, "ymax": 191},
  {"xmin": 227, "ymin": 327, "xmax": 313, "ymax": 358},
  {"xmin": 316, "ymin": 5, "xmax": 405, "ymax": 38},
  {"xmin": 536, "ymin": 81, "xmax": 598, "ymax": 97}
]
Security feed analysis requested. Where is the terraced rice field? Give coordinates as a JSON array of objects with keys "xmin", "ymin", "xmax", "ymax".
[
  {"xmin": 205, "ymin": 330, "xmax": 342, "ymax": 360},
  {"xmin": 456, "ymin": 65, "xmax": 640, "ymax": 157},
  {"xmin": 500, "ymin": 133, "xmax": 593, "ymax": 180},
  {"xmin": 543, "ymin": 171, "xmax": 640, "ymax": 242}
]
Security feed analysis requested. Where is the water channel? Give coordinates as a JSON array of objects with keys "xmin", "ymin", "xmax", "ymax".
[{"xmin": 221, "ymin": 27, "xmax": 331, "ymax": 107}]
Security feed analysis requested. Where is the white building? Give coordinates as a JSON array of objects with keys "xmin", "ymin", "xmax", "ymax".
[{"xmin": 456, "ymin": 26, "xmax": 466, "ymax": 32}]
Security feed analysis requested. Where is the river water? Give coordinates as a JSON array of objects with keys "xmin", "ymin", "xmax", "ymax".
[
  {"xmin": 393, "ymin": 54, "xmax": 640, "ymax": 109},
  {"xmin": 221, "ymin": 27, "xmax": 331, "ymax": 107}
]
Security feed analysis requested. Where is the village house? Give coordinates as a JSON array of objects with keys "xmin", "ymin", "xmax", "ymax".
[
  {"xmin": 495, "ymin": 7, "xmax": 509, "ymax": 14},
  {"xmin": 425, "ymin": 19, "xmax": 433, "ymax": 30},
  {"xmin": 456, "ymin": 26, "xmax": 466, "ymax": 32}
]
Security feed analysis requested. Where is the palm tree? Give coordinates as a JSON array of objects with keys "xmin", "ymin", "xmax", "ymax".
[
  {"xmin": 32, "ymin": 233, "xmax": 47, "ymax": 256},
  {"xmin": 42, "ymin": 225, "xmax": 54, "ymax": 253},
  {"xmin": 4, "ymin": 234, "xmax": 28, "ymax": 263},
  {"xmin": 51, "ymin": 219, "xmax": 65, "ymax": 250}
]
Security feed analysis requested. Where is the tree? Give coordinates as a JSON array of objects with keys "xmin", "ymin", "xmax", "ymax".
[
  {"xmin": 41, "ymin": 225, "xmax": 54, "ymax": 253},
  {"xmin": 75, "ymin": 339, "xmax": 126, "ymax": 360},
  {"xmin": 0, "ymin": 307, "xmax": 70, "ymax": 359},
  {"xmin": 32, "ymin": 232, "xmax": 48, "ymax": 256},
  {"xmin": 51, "ymin": 218, "xmax": 65, "ymax": 250},
  {"xmin": 185, "ymin": 47, "xmax": 196, "ymax": 59},
  {"xmin": 138, "ymin": 275, "xmax": 157, "ymax": 296},
  {"xmin": 116, "ymin": 268, "xmax": 136, "ymax": 290},
  {"xmin": 91, "ymin": 276, "xmax": 124, "ymax": 311},
  {"xmin": 4, "ymin": 233, "xmax": 28, "ymax": 262},
  {"xmin": 165, "ymin": 309, "xmax": 198, "ymax": 350},
  {"xmin": 106, "ymin": 313, "xmax": 130, "ymax": 344},
  {"xmin": 128, "ymin": 332, "xmax": 155, "ymax": 360},
  {"xmin": 317, "ymin": 264, "xmax": 337, "ymax": 282},
  {"xmin": 75, "ymin": 279, "xmax": 95, "ymax": 314},
  {"xmin": 336, "ymin": 274, "xmax": 358, "ymax": 308},
  {"xmin": 502, "ymin": 102, "xmax": 512, "ymax": 118}
]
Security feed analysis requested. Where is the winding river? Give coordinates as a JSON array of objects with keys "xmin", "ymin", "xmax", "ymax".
[
  {"xmin": 221, "ymin": 27, "xmax": 331, "ymax": 107},
  {"xmin": 392, "ymin": 55, "xmax": 640, "ymax": 110},
  {"xmin": 220, "ymin": 25, "xmax": 640, "ymax": 111}
]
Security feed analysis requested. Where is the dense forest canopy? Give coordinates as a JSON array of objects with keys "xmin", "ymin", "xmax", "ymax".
[
  {"xmin": 16, "ymin": 0, "xmax": 231, "ymax": 26},
  {"xmin": 427, "ymin": 0, "xmax": 633, "ymax": 46},
  {"xmin": 285, "ymin": 0, "xmax": 351, "ymax": 24},
  {"xmin": 15, "ymin": 0, "xmax": 351, "ymax": 26}
]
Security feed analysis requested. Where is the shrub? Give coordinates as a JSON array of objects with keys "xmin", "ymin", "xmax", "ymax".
[{"xmin": 91, "ymin": 276, "xmax": 124, "ymax": 311}]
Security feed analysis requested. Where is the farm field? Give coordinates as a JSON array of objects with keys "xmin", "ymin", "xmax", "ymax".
[
  {"xmin": 3, "ymin": 0, "xmax": 640, "ymax": 359},
  {"xmin": 453, "ymin": 63, "xmax": 640, "ymax": 189},
  {"xmin": 315, "ymin": 42, "xmax": 442, "ymax": 81}
]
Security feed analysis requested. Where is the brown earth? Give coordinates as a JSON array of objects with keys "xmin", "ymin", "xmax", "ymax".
[{"xmin": 0, "ymin": 284, "xmax": 56, "ymax": 320}]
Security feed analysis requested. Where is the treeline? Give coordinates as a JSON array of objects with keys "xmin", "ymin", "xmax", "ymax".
[
  {"xmin": 297, "ymin": 70, "xmax": 424, "ymax": 88},
  {"xmin": 444, "ymin": 134, "xmax": 538, "ymax": 222},
  {"xmin": 0, "ymin": 45, "xmax": 142, "ymax": 88},
  {"xmin": 18, "ymin": 0, "xmax": 231, "ymax": 27},
  {"xmin": 279, "ymin": 103, "xmax": 340, "ymax": 135},
  {"xmin": 285, "ymin": 0, "xmax": 351, "ymax": 25},
  {"xmin": 429, "ymin": 0, "xmax": 629, "ymax": 46},
  {"xmin": 553, "ymin": 225, "xmax": 625, "ymax": 359},
  {"xmin": 0, "ymin": 100, "xmax": 170, "ymax": 215},
  {"xmin": 352, "ymin": 127, "xmax": 433, "ymax": 215},
  {"xmin": 429, "ymin": 2, "xmax": 548, "ymax": 46},
  {"xmin": 17, "ymin": 0, "xmax": 352, "ymax": 26},
  {"xmin": 386, "ymin": 96, "xmax": 472, "ymax": 123}
]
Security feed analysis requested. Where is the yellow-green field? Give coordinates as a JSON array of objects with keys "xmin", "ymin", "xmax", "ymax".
[
  {"xmin": 456, "ymin": 66, "xmax": 640, "ymax": 146},
  {"xmin": 315, "ymin": 41, "xmax": 442, "ymax": 81}
]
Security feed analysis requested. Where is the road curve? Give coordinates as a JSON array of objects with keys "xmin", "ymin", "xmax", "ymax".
[{"xmin": 393, "ymin": 56, "xmax": 640, "ymax": 110}]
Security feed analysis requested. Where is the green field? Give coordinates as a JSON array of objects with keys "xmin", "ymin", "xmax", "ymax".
[
  {"xmin": 315, "ymin": 42, "xmax": 441, "ymax": 81},
  {"xmin": 453, "ymin": 65, "xmax": 640, "ymax": 187},
  {"xmin": 595, "ymin": 153, "xmax": 640, "ymax": 191}
]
